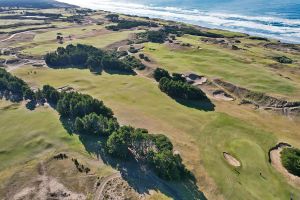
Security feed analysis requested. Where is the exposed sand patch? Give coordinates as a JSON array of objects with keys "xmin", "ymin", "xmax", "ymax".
[
  {"xmin": 184, "ymin": 73, "xmax": 207, "ymax": 85},
  {"xmin": 213, "ymin": 90, "xmax": 234, "ymax": 101},
  {"xmin": 223, "ymin": 152, "xmax": 241, "ymax": 167},
  {"xmin": 13, "ymin": 162, "xmax": 86, "ymax": 200},
  {"xmin": 270, "ymin": 144, "xmax": 300, "ymax": 187}
]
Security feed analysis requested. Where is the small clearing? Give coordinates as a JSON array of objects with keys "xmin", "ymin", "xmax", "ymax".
[{"xmin": 223, "ymin": 152, "xmax": 241, "ymax": 167}]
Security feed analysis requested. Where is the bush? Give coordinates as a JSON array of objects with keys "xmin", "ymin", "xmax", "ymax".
[
  {"xmin": 45, "ymin": 44, "xmax": 136, "ymax": 74},
  {"xmin": 101, "ymin": 55, "xmax": 134, "ymax": 73},
  {"xmin": 147, "ymin": 30, "xmax": 167, "ymax": 43},
  {"xmin": 106, "ymin": 126, "xmax": 134, "ymax": 159},
  {"xmin": 153, "ymin": 68, "xmax": 171, "ymax": 82},
  {"xmin": 74, "ymin": 113, "xmax": 119, "ymax": 136},
  {"xmin": 0, "ymin": 68, "xmax": 31, "ymax": 101},
  {"xmin": 159, "ymin": 77, "xmax": 207, "ymax": 100},
  {"xmin": 281, "ymin": 148, "xmax": 300, "ymax": 176},
  {"xmin": 42, "ymin": 85, "xmax": 60, "ymax": 104},
  {"xmin": 106, "ymin": 19, "xmax": 158, "ymax": 31},
  {"xmin": 122, "ymin": 56, "xmax": 145, "ymax": 70},
  {"xmin": 56, "ymin": 92, "xmax": 113, "ymax": 118},
  {"xmin": 274, "ymin": 56, "xmax": 293, "ymax": 64},
  {"xmin": 147, "ymin": 150, "xmax": 188, "ymax": 180}
]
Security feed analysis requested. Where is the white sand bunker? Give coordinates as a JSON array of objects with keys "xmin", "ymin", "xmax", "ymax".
[
  {"xmin": 213, "ymin": 90, "xmax": 234, "ymax": 101},
  {"xmin": 270, "ymin": 144, "xmax": 300, "ymax": 187},
  {"xmin": 223, "ymin": 152, "xmax": 241, "ymax": 167},
  {"xmin": 184, "ymin": 73, "xmax": 207, "ymax": 85}
]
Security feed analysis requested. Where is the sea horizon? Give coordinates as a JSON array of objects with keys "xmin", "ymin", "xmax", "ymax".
[{"xmin": 56, "ymin": 0, "xmax": 300, "ymax": 44}]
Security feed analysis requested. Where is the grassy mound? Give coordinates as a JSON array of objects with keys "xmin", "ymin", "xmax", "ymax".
[{"xmin": 281, "ymin": 148, "xmax": 300, "ymax": 177}]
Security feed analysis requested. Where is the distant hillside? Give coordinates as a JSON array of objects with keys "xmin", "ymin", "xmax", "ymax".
[{"xmin": 0, "ymin": 0, "xmax": 75, "ymax": 8}]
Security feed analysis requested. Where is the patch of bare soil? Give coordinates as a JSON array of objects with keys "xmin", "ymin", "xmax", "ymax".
[
  {"xmin": 270, "ymin": 145, "xmax": 300, "ymax": 187},
  {"xmin": 101, "ymin": 177, "xmax": 140, "ymax": 200},
  {"xmin": 201, "ymin": 38, "xmax": 242, "ymax": 50},
  {"xmin": 223, "ymin": 152, "xmax": 241, "ymax": 167},
  {"xmin": 165, "ymin": 41, "xmax": 191, "ymax": 51},
  {"xmin": 57, "ymin": 85, "xmax": 76, "ymax": 93},
  {"xmin": 184, "ymin": 73, "xmax": 207, "ymax": 85},
  {"xmin": 13, "ymin": 162, "xmax": 86, "ymax": 200},
  {"xmin": 0, "ymin": 32, "xmax": 35, "ymax": 48},
  {"xmin": 213, "ymin": 90, "xmax": 234, "ymax": 101},
  {"xmin": 264, "ymin": 43, "xmax": 300, "ymax": 54}
]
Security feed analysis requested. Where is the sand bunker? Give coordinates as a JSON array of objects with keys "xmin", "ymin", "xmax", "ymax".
[
  {"xmin": 270, "ymin": 144, "xmax": 300, "ymax": 187},
  {"xmin": 223, "ymin": 152, "xmax": 241, "ymax": 167},
  {"xmin": 213, "ymin": 90, "xmax": 234, "ymax": 101},
  {"xmin": 184, "ymin": 73, "xmax": 207, "ymax": 85}
]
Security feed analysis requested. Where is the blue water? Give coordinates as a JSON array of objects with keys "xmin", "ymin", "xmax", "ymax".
[{"xmin": 57, "ymin": 0, "xmax": 300, "ymax": 43}]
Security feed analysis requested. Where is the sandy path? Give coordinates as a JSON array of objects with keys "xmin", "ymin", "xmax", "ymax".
[
  {"xmin": 0, "ymin": 31, "xmax": 34, "ymax": 42},
  {"xmin": 270, "ymin": 147, "xmax": 300, "ymax": 187},
  {"xmin": 93, "ymin": 172, "xmax": 121, "ymax": 200}
]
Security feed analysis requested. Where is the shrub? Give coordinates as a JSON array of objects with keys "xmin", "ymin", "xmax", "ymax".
[
  {"xmin": 74, "ymin": 113, "xmax": 119, "ymax": 136},
  {"xmin": 106, "ymin": 126, "xmax": 134, "ymax": 159},
  {"xmin": 274, "ymin": 56, "xmax": 293, "ymax": 64},
  {"xmin": 159, "ymin": 77, "xmax": 207, "ymax": 100},
  {"xmin": 56, "ymin": 92, "xmax": 113, "ymax": 118},
  {"xmin": 281, "ymin": 148, "xmax": 300, "ymax": 176},
  {"xmin": 153, "ymin": 68, "xmax": 171, "ymax": 82},
  {"xmin": 147, "ymin": 150, "xmax": 188, "ymax": 180},
  {"xmin": 147, "ymin": 30, "xmax": 167, "ymax": 43}
]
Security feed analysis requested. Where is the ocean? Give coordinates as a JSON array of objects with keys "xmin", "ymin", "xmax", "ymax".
[{"xmin": 57, "ymin": 0, "xmax": 300, "ymax": 43}]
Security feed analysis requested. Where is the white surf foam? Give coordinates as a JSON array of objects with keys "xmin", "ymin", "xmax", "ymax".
[{"xmin": 57, "ymin": 0, "xmax": 300, "ymax": 43}]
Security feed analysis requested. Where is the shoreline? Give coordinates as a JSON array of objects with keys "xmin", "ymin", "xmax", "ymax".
[{"xmin": 56, "ymin": 0, "xmax": 300, "ymax": 44}]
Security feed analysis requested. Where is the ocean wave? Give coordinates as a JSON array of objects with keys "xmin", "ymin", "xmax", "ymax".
[{"xmin": 57, "ymin": 0, "xmax": 300, "ymax": 43}]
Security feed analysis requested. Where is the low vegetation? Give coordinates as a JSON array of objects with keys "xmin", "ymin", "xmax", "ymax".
[
  {"xmin": 105, "ymin": 14, "xmax": 158, "ymax": 31},
  {"xmin": 153, "ymin": 68, "xmax": 207, "ymax": 100},
  {"xmin": 281, "ymin": 148, "xmax": 300, "ymax": 176},
  {"xmin": 106, "ymin": 19, "xmax": 158, "ymax": 31},
  {"xmin": 273, "ymin": 56, "xmax": 293, "ymax": 64}
]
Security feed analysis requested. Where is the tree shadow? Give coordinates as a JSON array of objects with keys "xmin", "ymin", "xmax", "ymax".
[
  {"xmin": 174, "ymin": 98, "xmax": 215, "ymax": 112},
  {"xmin": 77, "ymin": 133, "xmax": 207, "ymax": 200},
  {"xmin": 104, "ymin": 69, "xmax": 137, "ymax": 76}
]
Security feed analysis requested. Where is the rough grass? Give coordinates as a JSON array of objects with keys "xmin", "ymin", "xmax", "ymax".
[
  {"xmin": 12, "ymin": 66, "xmax": 300, "ymax": 200},
  {"xmin": 21, "ymin": 30, "xmax": 140, "ymax": 56},
  {"xmin": 0, "ymin": 100, "xmax": 84, "ymax": 171},
  {"xmin": 143, "ymin": 35, "xmax": 300, "ymax": 99}
]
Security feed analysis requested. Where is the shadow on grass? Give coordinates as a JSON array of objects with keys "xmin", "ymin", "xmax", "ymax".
[
  {"xmin": 60, "ymin": 118, "xmax": 206, "ymax": 200},
  {"xmin": 104, "ymin": 69, "xmax": 137, "ymax": 76},
  {"xmin": 174, "ymin": 98, "xmax": 215, "ymax": 112},
  {"xmin": 79, "ymin": 134, "xmax": 207, "ymax": 200}
]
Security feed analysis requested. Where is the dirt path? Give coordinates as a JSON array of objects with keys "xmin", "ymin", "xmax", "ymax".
[
  {"xmin": 0, "ymin": 31, "xmax": 34, "ymax": 42},
  {"xmin": 93, "ymin": 172, "xmax": 121, "ymax": 200},
  {"xmin": 270, "ymin": 147, "xmax": 300, "ymax": 187}
]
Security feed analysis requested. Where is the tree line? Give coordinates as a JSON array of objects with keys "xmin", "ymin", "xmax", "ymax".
[
  {"xmin": 153, "ymin": 68, "xmax": 208, "ymax": 101},
  {"xmin": 45, "ymin": 44, "xmax": 143, "ymax": 74},
  {"xmin": 39, "ymin": 84, "xmax": 190, "ymax": 180}
]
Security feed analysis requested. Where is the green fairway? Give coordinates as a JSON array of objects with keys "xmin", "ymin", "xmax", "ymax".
[
  {"xmin": 21, "ymin": 30, "xmax": 141, "ymax": 56},
  {"xmin": 143, "ymin": 36, "xmax": 300, "ymax": 99},
  {"xmin": 12, "ymin": 66, "xmax": 300, "ymax": 200},
  {"xmin": 32, "ymin": 24, "xmax": 103, "ymax": 43}
]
